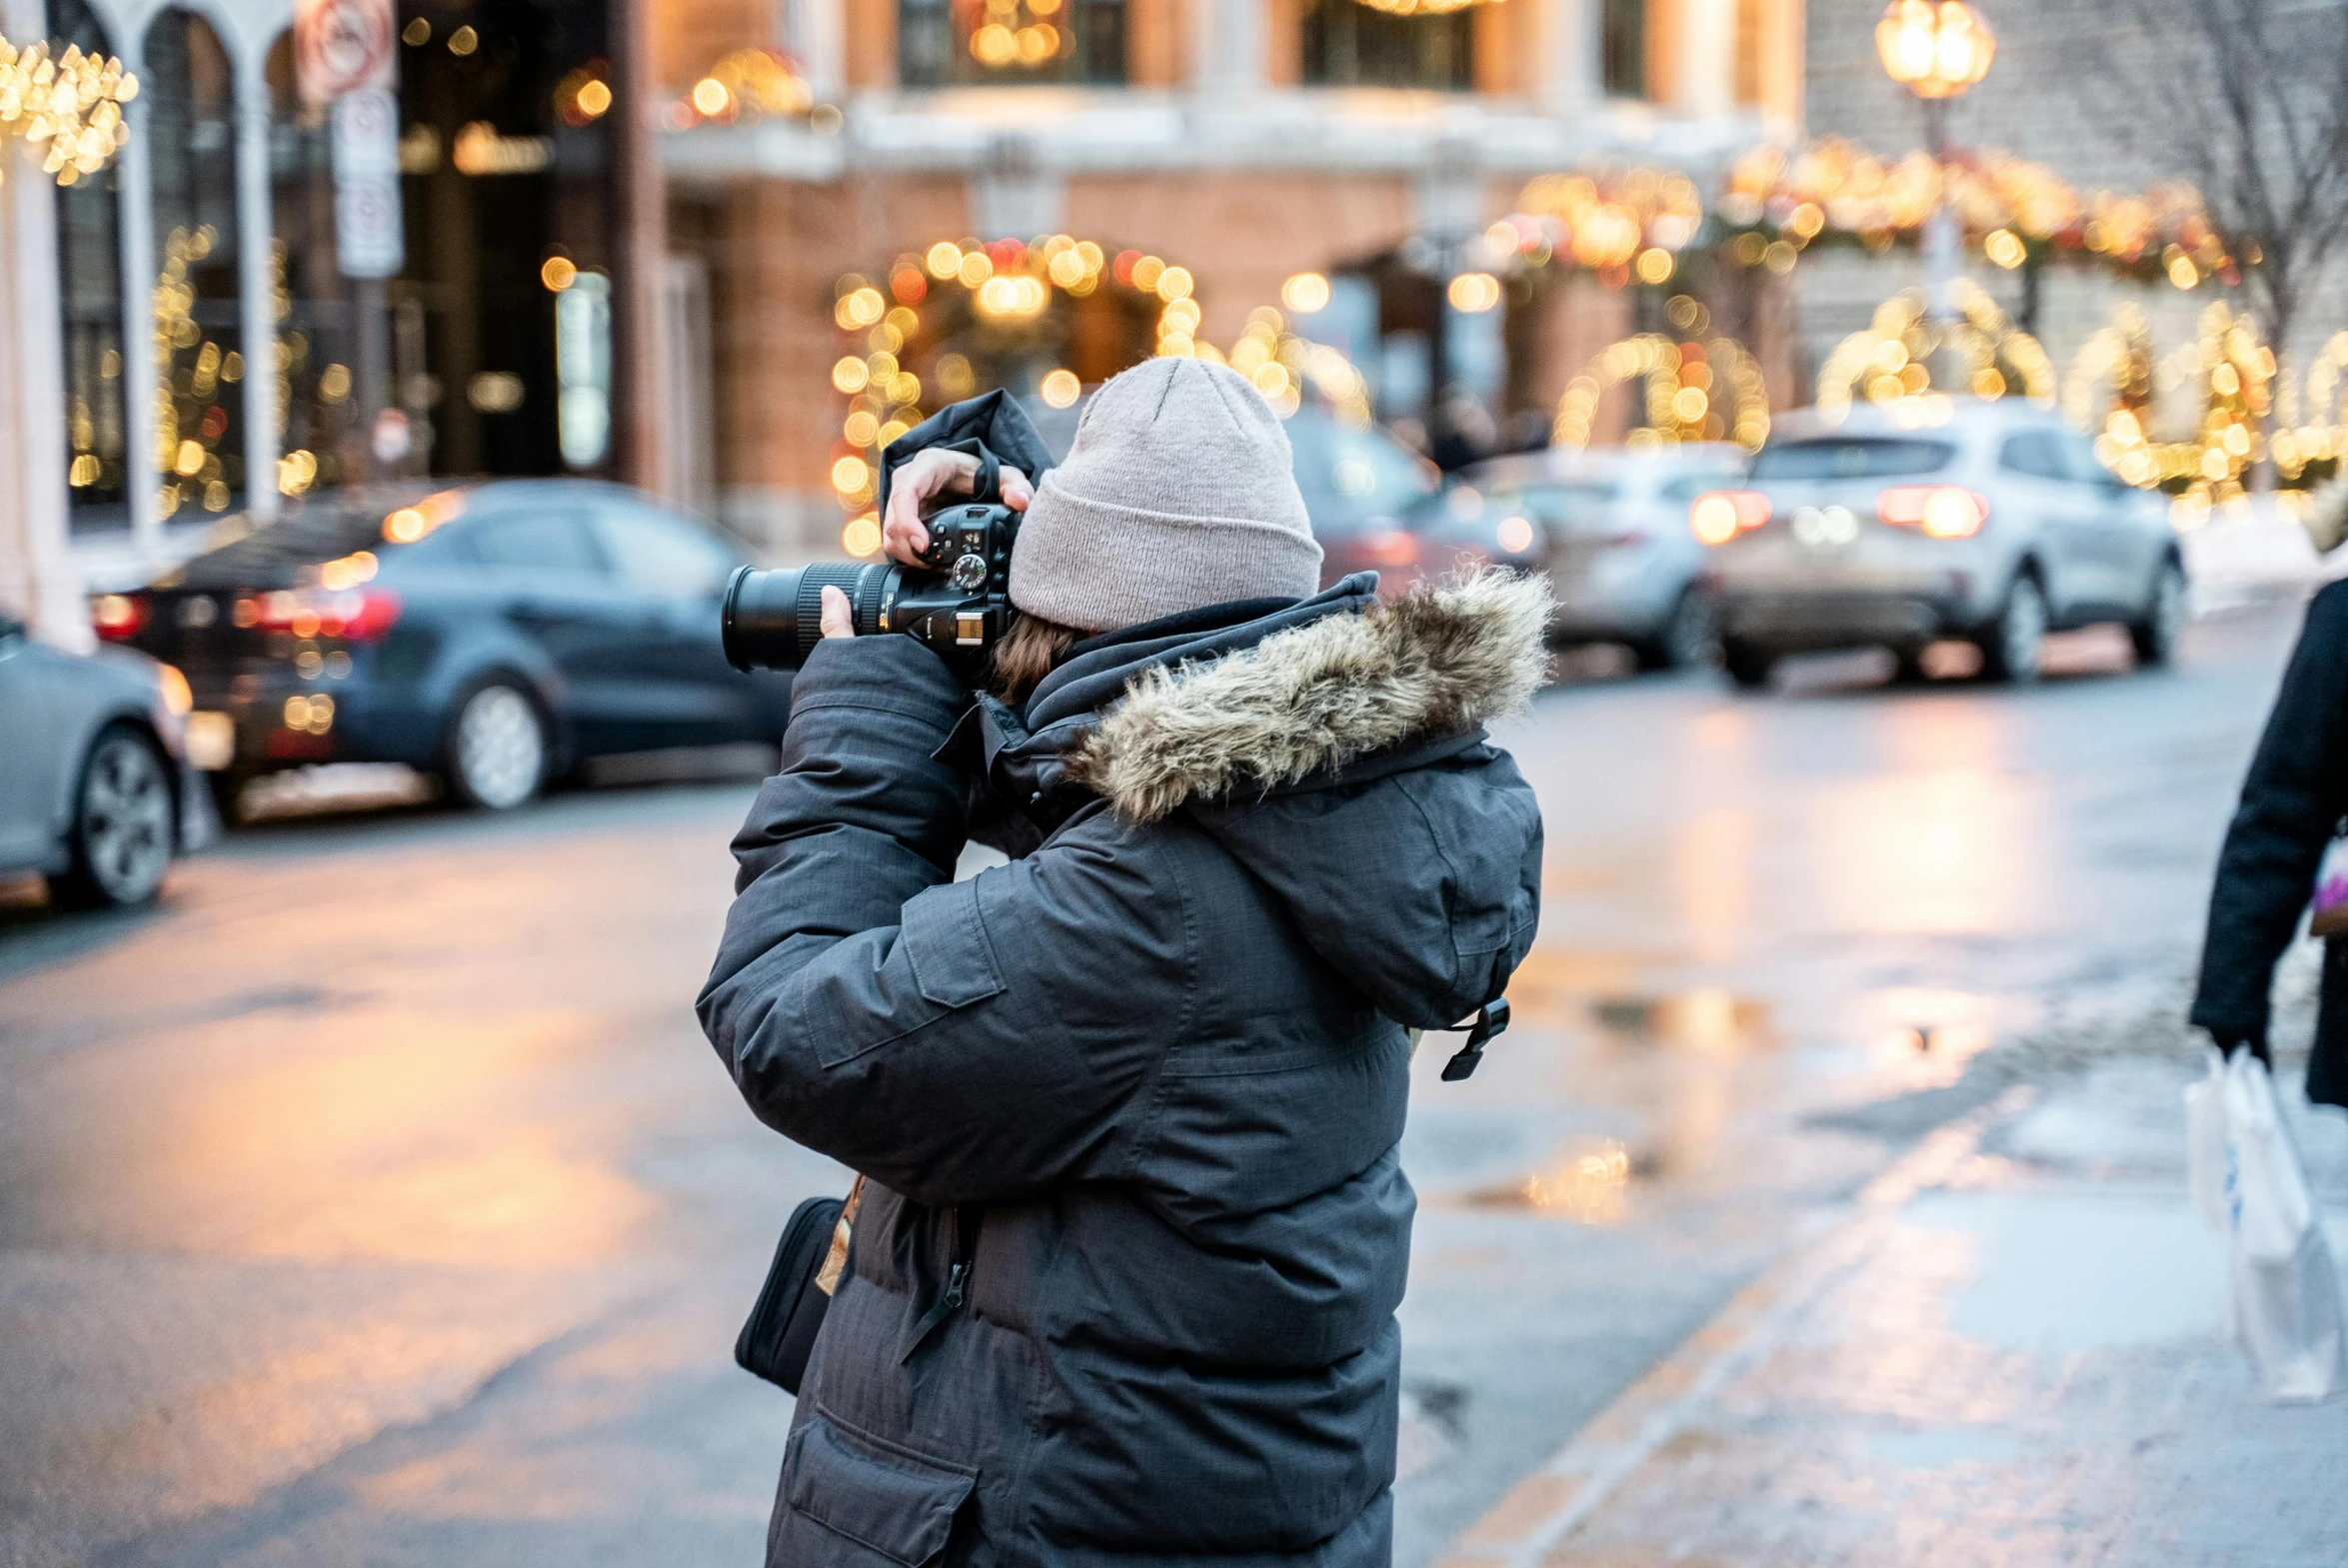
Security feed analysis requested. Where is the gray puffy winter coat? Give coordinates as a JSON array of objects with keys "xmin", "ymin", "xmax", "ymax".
[{"xmin": 699, "ymin": 571, "xmax": 1546, "ymax": 1568}]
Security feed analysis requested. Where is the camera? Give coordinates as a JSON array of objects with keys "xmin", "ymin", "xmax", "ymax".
[
  {"xmin": 722, "ymin": 499, "xmax": 1018, "ymax": 675},
  {"xmin": 722, "ymin": 392, "xmax": 1053, "ymax": 676}
]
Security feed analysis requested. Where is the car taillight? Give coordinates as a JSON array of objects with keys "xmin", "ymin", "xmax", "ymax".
[
  {"xmin": 1689, "ymin": 490, "xmax": 1771, "ymax": 546},
  {"xmin": 1878, "ymin": 486, "xmax": 1988, "ymax": 540},
  {"xmin": 239, "ymin": 587, "xmax": 403, "ymax": 641},
  {"xmin": 91, "ymin": 593, "xmax": 148, "ymax": 640},
  {"xmin": 1357, "ymin": 529, "xmax": 1419, "ymax": 568}
]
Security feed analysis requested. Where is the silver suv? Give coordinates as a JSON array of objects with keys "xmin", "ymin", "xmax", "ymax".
[{"xmin": 1692, "ymin": 400, "xmax": 2187, "ymax": 689}]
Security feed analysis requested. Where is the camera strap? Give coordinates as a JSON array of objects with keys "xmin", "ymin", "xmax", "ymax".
[
  {"xmin": 931, "ymin": 438, "xmax": 1003, "ymax": 506},
  {"xmin": 1440, "ymin": 999, "xmax": 1511, "ymax": 1081}
]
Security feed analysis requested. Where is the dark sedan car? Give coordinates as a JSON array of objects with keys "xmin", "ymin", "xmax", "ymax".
[
  {"xmin": 1286, "ymin": 410, "xmax": 1460, "ymax": 597},
  {"xmin": 105, "ymin": 481, "xmax": 791, "ymax": 815}
]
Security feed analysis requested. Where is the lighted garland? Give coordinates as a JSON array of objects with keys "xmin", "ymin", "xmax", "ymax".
[
  {"xmin": 671, "ymin": 48, "xmax": 817, "ymax": 128},
  {"xmin": 1721, "ymin": 138, "xmax": 2229, "ymax": 287},
  {"xmin": 153, "ymin": 224, "xmax": 244, "ymax": 518},
  {"xmin": 1484, "ymin": 170, "xmax": 1707, "ymax": 289},
  {"xmin": 1553, "ymin": 299, "xmax": 1770, "ymax": 452},
  {"xmin": 0, "ymin": 37, "xmax": 136, "ymax": 187},
  {"xmin": 1345, "ymin": 0, "xmax": 1494, "ymax": 15}
]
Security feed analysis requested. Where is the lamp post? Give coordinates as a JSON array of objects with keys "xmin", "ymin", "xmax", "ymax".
[{"xmin": 1876, "ymin": 1, "xmax": 1995, "ymax": 382}]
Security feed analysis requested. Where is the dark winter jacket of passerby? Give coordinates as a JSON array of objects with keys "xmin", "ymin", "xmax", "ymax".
[
  {"xmin": 698, "ymin": 570, "xmax": 1546, "ymax": 1568},
  {"xmin": 2191, "ymin": 578, "xmax": 2348, "ymax": 1107}
]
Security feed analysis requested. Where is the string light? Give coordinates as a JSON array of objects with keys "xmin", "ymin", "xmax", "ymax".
[{"xmin": 0, "ymin": 37, "xmax": 136, "ymax": 187}]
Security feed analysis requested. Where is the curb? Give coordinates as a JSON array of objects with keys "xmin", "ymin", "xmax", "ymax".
[{"xmin": 1429, "ymin": 1083, "xmax": 2039, "ymax": 1568}]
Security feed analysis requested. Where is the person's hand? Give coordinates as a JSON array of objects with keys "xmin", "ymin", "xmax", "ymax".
[
  {"xmin": 2207, "ymin": 1029, "xmax": 2272, "ymax": 1066},
  {"xmin": 820, "ymin": 585, "xmax": 854, "ymax": 641},
  {"xmin": 881, "ymin": 448, "xmax": 1033, "ymax": 567}
]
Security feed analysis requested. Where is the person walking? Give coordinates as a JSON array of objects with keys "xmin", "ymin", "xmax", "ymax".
[
  {"xmin": 698, "ymin": 358, "xmax": 1548, "ymax": 1567},
  {"xmin": 2191, "ymin": 499, "xmax": 2348, "ymax": 1105}
]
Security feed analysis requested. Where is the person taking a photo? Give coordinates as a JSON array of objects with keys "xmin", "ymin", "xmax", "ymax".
[{"xmin": 698, "ymin": 357, "xmax": 1548, "ymax": 1567}]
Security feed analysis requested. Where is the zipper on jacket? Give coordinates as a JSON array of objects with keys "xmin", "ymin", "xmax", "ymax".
[{"xmin": 898, "ymin": 1203, "xmax": 979, "ymax": 1364}]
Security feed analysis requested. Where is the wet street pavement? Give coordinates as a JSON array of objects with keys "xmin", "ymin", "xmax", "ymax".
[{"xmin": 4, "ymin": 608, "xmax": 2342, "ymax": 1567}]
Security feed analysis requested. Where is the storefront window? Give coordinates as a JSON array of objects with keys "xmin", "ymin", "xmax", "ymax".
[
  {"xmin": 55, "ymin": 0, "xmax": 128, "ymax": 530},
  {"xmin": 395, "ymin": 0, "xmax": 620, "ymax": 477},
  {"xmin": 144, "ymin": 8, "xmax": 244, "ymax": 519},
  {"xmin": 267, "ymin": 36, "xmax": 355, "ymax": 502},
  {"xmin": 1603, "ymin": 0, "xmax": 1645, "ymax": 99},
  {"xmin": 899, "ymin": 0, "xmax": 1128, "ymax": 87},
  {"xmin": 1299, "ymin": 0, "xmax": 1473, "ymax": 91}
]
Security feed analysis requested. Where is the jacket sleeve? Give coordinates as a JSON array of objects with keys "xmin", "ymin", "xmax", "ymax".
[
  {"xmin": 2190, "ymin": 584, "xmax": 2348, "ymax": 1046},
  {"xmin": 697, "ymin": 636, "xmax": 1184, "ymax": 1205}
]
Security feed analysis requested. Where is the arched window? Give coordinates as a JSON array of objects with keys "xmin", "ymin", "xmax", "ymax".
[
  {"xmin": 1299, "ymin": 0, "xmax": 1473, "ymax": 90},
  {"xmin": 144, "ymin": 7, "xmax": 245, "ymax": 518},
  {"xmin": 267, "ymin": 34, "xmax": 352, "ymax": 499},
  {"xmin": 900, "ymin": 0, "xmax": 1128, "ymax": 87},
  {"xmin": 54, "ymin": 0, "xmax": 128, "ymax": 530}
]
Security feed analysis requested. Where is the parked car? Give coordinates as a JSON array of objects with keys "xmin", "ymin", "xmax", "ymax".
[
  {"xmin": 1450, "ymin": 444, "xmax": 1750, "ymax": 670},
  {"xmin": 1691, "ymin": 400, "xmax": 2188, "ymax": 689},
  {"xmin": 0, "ymin": 614, "xmax": 212, "ymax": 905},
  {"xmin": 105, "ymin": 481, "xmax": 792, "ymax": 815},
  {"xmin": 1286, "ymin": 409, "xmax": 1454, "ymax": 596}
]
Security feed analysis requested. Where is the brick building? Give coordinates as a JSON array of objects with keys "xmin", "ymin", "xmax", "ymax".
[{"xmin": 646, "ymin": 0, "xmax": 1810, "ymax": 556}]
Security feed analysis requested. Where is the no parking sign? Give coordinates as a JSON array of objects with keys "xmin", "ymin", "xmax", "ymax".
[{"xmin": 294, "ymin": 0, "xmax": 395, "ymax": 106}]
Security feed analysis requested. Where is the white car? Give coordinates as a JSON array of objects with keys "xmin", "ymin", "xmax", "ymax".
[
  {"xmin": 1692, "ymin": 401, "xmax": 2187, "ymax": 689},
  {"xmin": 1456, "ymin": 444, "xmax": 1750, "ymax": 670},
  {"xmin": 0, "ymin": 613, "xmax": 212, "ymax": 906}
]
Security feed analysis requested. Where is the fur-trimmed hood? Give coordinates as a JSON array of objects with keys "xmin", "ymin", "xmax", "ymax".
[{"xmin": 1064, "ymin": 569, "xmax": 1553, "ymax": 821}]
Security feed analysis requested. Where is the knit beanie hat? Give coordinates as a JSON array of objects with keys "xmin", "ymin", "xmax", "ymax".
[{"xmin": 1010, "ymin": 358, "xmax": 1324, "ymax": 633}]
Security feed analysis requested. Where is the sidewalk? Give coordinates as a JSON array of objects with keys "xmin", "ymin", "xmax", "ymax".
[{"xmin": 1436, "ymin": 1021, "xmax": 2348, "ymax": 1568}]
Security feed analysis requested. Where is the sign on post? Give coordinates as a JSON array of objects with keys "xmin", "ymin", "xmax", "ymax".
[
  {"xmin": 294, "ymin": 0, "xmax": 395, "ymax": 105},
  {"xmin": 297, "ymin": 0, "xmax": 402, "ymax": 279},
  {"xmin": 331, "ymin": 89, "xmax": 402, "ymax": 278}
]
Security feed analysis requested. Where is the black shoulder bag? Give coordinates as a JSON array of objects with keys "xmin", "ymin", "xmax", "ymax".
[{"xmin": 736, "ymin": 1176, "xmax": 864, "ymax": 1394}]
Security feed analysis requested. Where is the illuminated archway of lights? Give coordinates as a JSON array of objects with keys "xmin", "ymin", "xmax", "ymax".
[
  {"xmin": 1815, "ymin": 284, "xmax": 2054, "ymax": 425},
  {"xmin": 1554, "ymin": 301, "xmax": 1770, "ymax": 452},
  {"xmin": 829, "ymin": 239, "xmax": 1367, "ymax": 559}
]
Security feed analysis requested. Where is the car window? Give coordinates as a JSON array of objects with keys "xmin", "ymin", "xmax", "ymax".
[
  {"xmin": 594, "ymin": 505, "xmax": 738, "ymax": 598},
  {"xmin": 1750, "ymin": 439, "xmax": 1955, "ymax": 480},
  {"xmin": 1998, "ymin": 432, "xmax": 2071, "ymax": 482},
  {"xmin": 1305, "ymin": 425, "xmax": 1437, "ymax": 535},
  {"xmin": 466, "ymin": 511, "xmax": 606, "ymax": 574},
  {"xmin": 2056, "ymin": 432, "xmax": 2124, "ymax": 489},
  {"xmin": 1512, "ymin": 481, "xmax": 1618, "ymax": 528},
  {"xmin": 1657, "ymin": 470, "xmax": 1741, "ymax": 504}
]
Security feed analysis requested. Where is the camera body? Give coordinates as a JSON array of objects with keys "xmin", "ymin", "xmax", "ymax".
[{"xmin": 721, "ymin": 498, "xmax": 1021, "ymax": 676}]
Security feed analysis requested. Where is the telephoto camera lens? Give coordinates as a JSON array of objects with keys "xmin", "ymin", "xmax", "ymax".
[{"xmin": 722, "ymin": 564, "xmax": 896, "ymax": 672}]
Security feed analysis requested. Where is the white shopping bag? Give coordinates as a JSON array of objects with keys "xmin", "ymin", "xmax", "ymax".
[
  {"xmin": 2204, "ymin": 1048, "xmax": 2348, "ymax": 1402},
  {"xmin": 2185, "ymin": 1049, "xmax": 2230, "ymax": 1233}
]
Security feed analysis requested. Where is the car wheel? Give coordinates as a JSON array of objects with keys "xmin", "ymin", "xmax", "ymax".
[
  {"xmin": 1635, "ymin": 589, "xmax": 1718, "ymax": 673},
  {"xmin": 447, "ymin": 681, "xmax": 548, "ymax": 810},
  {"xmin": 47, "ymin": 726, "xmax": 176, "ymax": 908},
  {"xmin": 2129, "ymin": 560, "xmax": 2188, "ymax": 669},
  {"xmin": 1722, "ymin": 638, "xmax": 1777, "ymax": 691},
  {"xmin": 1976, "ymin": 573, "xmax": 2048, "ymax": 686}
]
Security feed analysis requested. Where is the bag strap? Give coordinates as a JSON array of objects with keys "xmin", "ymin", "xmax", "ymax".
[{"xmin": 815, "ymin": 1173, "xmax": 866, "ymax": 1297}]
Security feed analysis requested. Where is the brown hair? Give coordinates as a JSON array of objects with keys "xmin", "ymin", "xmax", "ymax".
[{"xmin": 990, "ymin": 610, "xmax": 1083, "ymax": 705}]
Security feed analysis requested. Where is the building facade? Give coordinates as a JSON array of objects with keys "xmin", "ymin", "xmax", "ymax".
[
  {"xmin": 0, "ymin": 0, "xmax": 663, "ymax": 636},
  {"xmin": 648, "ymin": 0, "xmax": 1808, "ymax": 556}
]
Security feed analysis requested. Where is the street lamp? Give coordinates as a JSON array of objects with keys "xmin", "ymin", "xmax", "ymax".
[{"xmin": 1876, "ymin": 1, "xmax": 1995, "ymax": 380}]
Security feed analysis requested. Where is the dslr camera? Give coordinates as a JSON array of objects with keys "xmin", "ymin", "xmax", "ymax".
[{"xmin": 722, "ymin": 393, "xmax": 1051, "ymax": 677}]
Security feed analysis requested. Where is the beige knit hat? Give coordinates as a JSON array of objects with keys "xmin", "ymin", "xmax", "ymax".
[{"xmin": 1010, "ymin": 358, "xmax": 1324, "ymax": 633}]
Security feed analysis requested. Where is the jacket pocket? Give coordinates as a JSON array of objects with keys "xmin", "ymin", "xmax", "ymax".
[
  {"xmin": 777, "ymin": 1410, "xmax": 977, "ymax": 1566},
  {"xmin": 903, "ymin": 877, "xmax": 1005, "ymax": 1007},
  {"xmin": 813, "ymin": 879, "xmax": 1008, "ymax": 1068}
]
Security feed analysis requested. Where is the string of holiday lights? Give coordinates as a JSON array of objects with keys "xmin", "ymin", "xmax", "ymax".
[{"xmin": 0, "ymin": 37, "xmax": 136, "ymax": 188}]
